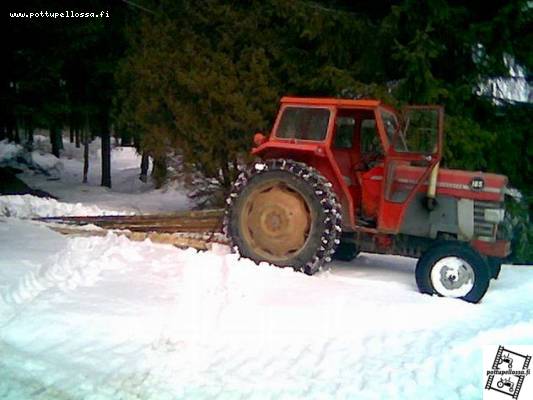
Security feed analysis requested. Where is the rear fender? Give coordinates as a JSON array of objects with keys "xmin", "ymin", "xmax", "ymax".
[{"xmin": 252, "ymin": 143, "xmax": 356, "ymax": 228}]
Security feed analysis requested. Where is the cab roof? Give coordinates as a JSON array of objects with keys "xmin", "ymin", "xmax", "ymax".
[{"xmin": 280, "ymin": 96, "xmax": 381, "ymax": 108}]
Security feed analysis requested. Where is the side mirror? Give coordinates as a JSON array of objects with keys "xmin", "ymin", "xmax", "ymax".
[{"xmin": 253, "ymin": 132, "xmax": 267, "ymax": 146}]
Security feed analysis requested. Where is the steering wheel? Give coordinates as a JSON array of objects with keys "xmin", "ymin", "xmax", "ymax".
[{"xmin": 355, "ymin": 152, "xmax": 382, "ymax": 171}]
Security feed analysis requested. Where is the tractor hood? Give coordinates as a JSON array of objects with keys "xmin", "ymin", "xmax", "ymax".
[
  {"xmin": 434, "ymin": 168, "xmax": 508, "ymax": 203},
  {"xmin": 395, "ymin": 164, "xmax": 508, "ymax": 203}
]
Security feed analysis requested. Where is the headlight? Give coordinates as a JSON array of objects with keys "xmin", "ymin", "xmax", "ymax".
[{"xmin": 484, "ymin": 208, "xmax": 505, "ymax": 223}]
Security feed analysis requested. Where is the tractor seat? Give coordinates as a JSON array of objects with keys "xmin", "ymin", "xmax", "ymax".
[{"xmin": 359, "ymin": 165, "xmax": 384, "ymax": 220}]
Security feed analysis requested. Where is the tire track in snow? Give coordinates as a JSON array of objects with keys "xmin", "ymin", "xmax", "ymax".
[
  {"xmin": 1, "ymin": 233, "xmax": 138, "ymax": 307},
  {"xmin": 132, "ymin": 278, "xmax": 532, "ymax": 400}
]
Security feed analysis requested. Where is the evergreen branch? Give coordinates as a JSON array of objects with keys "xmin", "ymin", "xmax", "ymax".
[
  {"xmin": 121, "ymin": 0, "xmax": 157, "ymax": 15},
  {"xmin": 296, "ymin": 0, "xmax": 362, "ymax": 16}
]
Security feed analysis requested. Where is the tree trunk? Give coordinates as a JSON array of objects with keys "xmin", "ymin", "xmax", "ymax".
[
  {"xmin": 82, "ymin": 111, "xmax": 90, "ymax": 183},
  {"xmin": 101, "ymin": 133, "xmax": 112, "ymax": 188},
  {"xmin": 14, "ymin": 120, "xmax": 20, "ymax": 144},
  {"xmin": 50, "ymin": 126, "xmax": 61, "ymax": 158},
  {"xmin": 69, "ymin": 125, "xmax": 74, "ymax": 143},
  {"xmin": 83, "ymin": 128, "xmax": 89, "ymax": 183},
  {"xmin": 58, "ymin": 127, "xmax": 64, "ymax": 150},
  {"xmin": 75, "ymin": 127, "xmax": 81, "ymax": 148},
  {"xmin": 151, "ymin": 156, "xmax": 167, "ymax": 189},
  {"xmin": 100, "ymin": 113, "xmax": 112, "ymax": 188},
  {"xmin": 26, "ymin": 125, "xmax": 34, "ymax": 151},
  {"xmin": 140, "ymin": 152, "xmax": 149, "ymax": 183}
]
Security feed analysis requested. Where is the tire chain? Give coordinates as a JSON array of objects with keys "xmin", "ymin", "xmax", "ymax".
[{"xmin": 223, "ymin": 159, "xmax": 342, "ymax": 274}]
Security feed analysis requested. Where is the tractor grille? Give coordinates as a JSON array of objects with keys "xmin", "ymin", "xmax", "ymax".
[{"xmin": 473, "ymin": 200, "xmax": 501, "ymax": 241}]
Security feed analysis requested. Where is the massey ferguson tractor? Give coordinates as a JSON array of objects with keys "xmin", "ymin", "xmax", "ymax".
[{"xmin": 225, "ymin": 97, "xmax": 512, "ymax": 303}]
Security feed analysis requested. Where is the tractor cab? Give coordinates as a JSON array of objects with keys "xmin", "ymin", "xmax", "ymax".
[{"xmin": 253, "ymin": 97, "xmax": 443, "ymax": 233}]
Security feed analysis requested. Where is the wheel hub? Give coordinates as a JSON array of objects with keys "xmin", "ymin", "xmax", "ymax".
[
  {"xmin": 261, "ymin": 206, "xmax": 288, "ymax": 234},
  {"xmin": 430, "ymin": 256, "xmax": 475, "ymax": 298},
  {"xmin": 241, "ymin": 182, "xmax": 311, "ymax": 261}
]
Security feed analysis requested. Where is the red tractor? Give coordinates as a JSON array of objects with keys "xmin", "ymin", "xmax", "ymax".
[{"xmin": 225, "ymin": 97, "xmax": 511, "ymax": 303}]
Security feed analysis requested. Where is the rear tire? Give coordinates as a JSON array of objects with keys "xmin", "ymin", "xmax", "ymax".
[
  {"xmin": 333, "ymin": 241, "xmax": 359, "ymax": 262},
  {"xmin": 415, "ymin": 242, "xmax": 490, "ymax": 303},
  {"xmin": 225, "ymin": 159, "xmax": 342, "ymax": 275}
]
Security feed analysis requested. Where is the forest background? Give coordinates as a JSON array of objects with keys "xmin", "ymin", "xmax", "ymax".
[{"xmin": 3, "ymin": 0, "xmax": 532, "ymax": 260}]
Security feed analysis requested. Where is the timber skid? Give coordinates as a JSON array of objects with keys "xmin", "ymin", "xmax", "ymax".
[{"xmin": 35, "ymin": 209, "xmax": 228, "ymax": 250}]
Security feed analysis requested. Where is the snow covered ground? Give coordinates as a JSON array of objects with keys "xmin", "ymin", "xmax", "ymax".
[
  {"xmin": 0, "ymin": 136, "xmax": 192, "ymax": 213},
  {"xmin": 0, "ymin": 138, "xmax": 532, "ymax": 399}
]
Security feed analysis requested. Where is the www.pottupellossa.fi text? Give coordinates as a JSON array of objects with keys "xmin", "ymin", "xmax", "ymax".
[{"xmin": 9, "ymin": 11, "xmax": 110, "ymax": 19}]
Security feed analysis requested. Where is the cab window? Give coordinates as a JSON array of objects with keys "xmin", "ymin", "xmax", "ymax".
[
  {"xmin": 276, "ymin": 107, "xmax": 330, "ymax": 141},
  {"xmin": 380, "ymin": 110, "xmax": 399, "ymax": 144},
  {"xmin": 393, "ymin": 108, "xmax": 439, "ymax": 154},
  {"xmin": 360, "ymin": 119, "xmax": 382, "ymax": 155},
  {"xmin": 333, "ymin": 117, "xmax": 355, "ymax": 148}
]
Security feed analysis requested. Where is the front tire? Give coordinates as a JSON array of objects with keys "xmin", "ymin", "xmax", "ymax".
[
  {"xmin": 225, "ymin": 159, "xmax": 342, "ymax": 275},
  {"xmin": 415, "ymin": 242, "xmax": 490, "ymax": 303},
  {"xmin": 488, "ymin": 257, "xmax": 502, "ymax": 280}
]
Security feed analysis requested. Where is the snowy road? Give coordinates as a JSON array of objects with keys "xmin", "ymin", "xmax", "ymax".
[{"xmin": 1, "ymin": 216, "xmax": 532, "ymax": 400}]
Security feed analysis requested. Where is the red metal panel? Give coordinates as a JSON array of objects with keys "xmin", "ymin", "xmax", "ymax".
[
  {"xmin": 385, "ymin": 164, "xmax": 507, "ymax": 203},
  {"xmin": 323, "ymin": 146, "xmax": 356, "ymax": 228},
  {"xmin": 378, "ymin": 157, "xmax": 439, "ymax": 233},
  {"xmin": 252, "ymin": 141, "xmax": 321, "ymax": 156},
  {"xmin": 471, "ymin": 240, "xmax": 511, "ymax": 258},
  {"xmin": 434, "ymin": 168, "xmax": 507, "ymax": 202},
  {"xmin": 281, "ymin": 97, "xmax": 380, "ymax": 109}
]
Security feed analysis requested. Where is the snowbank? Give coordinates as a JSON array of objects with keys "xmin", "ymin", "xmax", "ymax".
[
  {"xmin": 28, "ymin": 151, "xmax": 63, "ymax": 175},
  {"xmin": 0, "ymin": 139, "xmax": 22, "ymax": 163},
  {"xmin": 0, "ymin": 194, "xmax": 127, "ymax": 218}
]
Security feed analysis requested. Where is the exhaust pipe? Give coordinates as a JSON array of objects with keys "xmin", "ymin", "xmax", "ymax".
[{"xmin": 426, "ymin": 161, "xmax": 439, "ymax": 210}]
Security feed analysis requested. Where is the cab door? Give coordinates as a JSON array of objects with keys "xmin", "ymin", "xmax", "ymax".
[{"xmin": 377, "ymin": 106, "xmax": 444, "ymax": 233}]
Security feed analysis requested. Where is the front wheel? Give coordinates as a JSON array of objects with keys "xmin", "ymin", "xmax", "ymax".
[
  {"xmin": 488, "ymin": 257, "xmax": 502, "ymax": 280},
  {"xmin": 415, "ymin": 242, "xmax": 490, "ymax": 303}
]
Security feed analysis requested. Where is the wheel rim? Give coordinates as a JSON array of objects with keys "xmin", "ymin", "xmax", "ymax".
[
  {"xmin": 430, "ymin": 256, "xmax": 475, "ymax": 298},
  {"xmin": 240, "ymin": 180, "xmax": 311, "ymax": 262}
]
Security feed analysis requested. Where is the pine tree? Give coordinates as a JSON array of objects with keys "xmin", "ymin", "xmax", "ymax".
[{"xmin": 116, "ymin": 1, "xmax": 280, "ymax": 188}]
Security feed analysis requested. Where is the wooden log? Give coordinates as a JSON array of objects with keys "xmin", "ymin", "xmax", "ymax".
[
  {"xmin": 47, "ymin": 225, "xmax": 229, "ymax": 251},
  {"xmin": 34, "ymin": 209, "xmax": 224, "ymax": 234}
]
